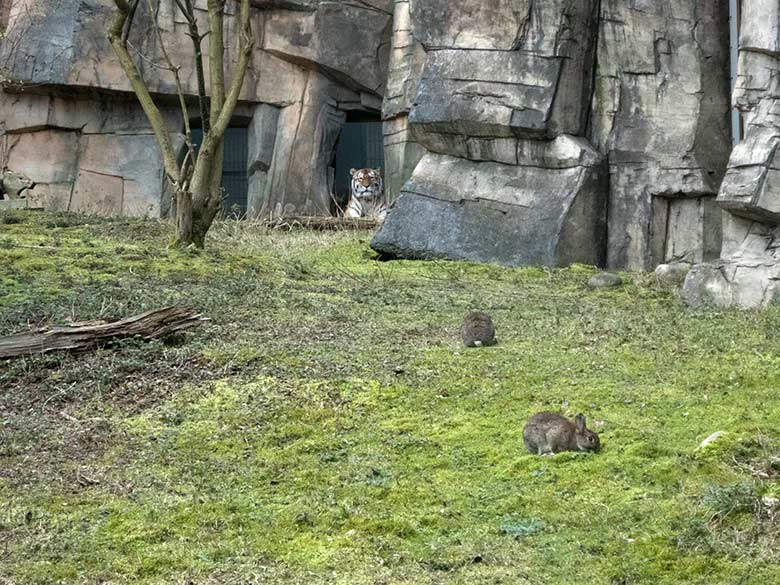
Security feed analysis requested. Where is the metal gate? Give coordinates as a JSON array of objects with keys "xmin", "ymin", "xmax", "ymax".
[
  {"xmin": 191, "ymin": 126, "xmax": 249, "ymax": 217},
  {"xmin": 333, "ymin": 120, "xmax": 385, "ymax": 209}
]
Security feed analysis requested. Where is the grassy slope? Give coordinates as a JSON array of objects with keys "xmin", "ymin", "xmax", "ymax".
[{"xmin": 1, "ymin": 210, "xmax": 779, "ymax": 585}]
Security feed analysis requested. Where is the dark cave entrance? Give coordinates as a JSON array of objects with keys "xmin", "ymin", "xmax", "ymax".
[{"xmin": 331, "ymin": 111, "xmax": 384, "ymax": 215}]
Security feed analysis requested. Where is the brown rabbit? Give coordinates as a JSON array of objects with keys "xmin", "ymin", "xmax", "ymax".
[
  {"xmin": 462, "ymin": 311, "xmax": 496, "ymax": 348},
  {"xmin": 522, "ymin": 412, "xmax": 600, "ymax": 455}
]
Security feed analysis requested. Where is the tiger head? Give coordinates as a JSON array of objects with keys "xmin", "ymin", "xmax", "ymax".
[{"xmin": 350, "ymin": 168, "xmax": 383, "ymax": 200}]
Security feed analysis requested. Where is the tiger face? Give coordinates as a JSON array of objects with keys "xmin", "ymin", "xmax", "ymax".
[{"xmin": 350, "ymin": 168, "xmax": 383, "ymax": 201}]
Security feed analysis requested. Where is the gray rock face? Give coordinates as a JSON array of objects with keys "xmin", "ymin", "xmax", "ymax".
[
  {"xmin": 587, "ymin": 273, "xmax": 623, "ymax": 290},
  {"xmin": 655, "ymin": 263, "xmax": 691, "ymax": 287},
  {"xmin": 0, "ymin": 170, "xmax": 35, "ymax": 200},
  {"xmin": 683, "ymin": 0, "xmax": 780, "ymax": 308},
  {"xmin": 373, "ymin": 0, "xmax": 732, "ymax": 271},
  {"xmin": 682, "ymin": 215, "xmax": 780, "ymax": 308},
  {"xmin": 589, "ymin": 1, "xmax": 731, "ymax": 271},
  {"xmin": 409, "ymin": 0, "xmax": 598, "ymax": 146},
  {"xmin": 0, "ymin": 0, "xmax": 393, "ymax": 217},
  {"xmin": 373, "ymin": 140, "xmax": 607, "ymax": 267},
  {"xmin": 374, "ymin": 0, "xmax": 605, "ymax": 267}
]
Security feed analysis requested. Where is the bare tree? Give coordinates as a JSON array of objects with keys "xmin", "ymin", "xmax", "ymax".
[{"xmin": 107, "ymin": 0, "xmax": 253, "ymax": 248}]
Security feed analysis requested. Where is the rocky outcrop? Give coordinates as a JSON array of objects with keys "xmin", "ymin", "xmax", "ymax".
[
  {"xmin": 374, "ymin": 138, "xmax": 607, "ymax": 267},
  {"xmin": 0, "ymin": 0, "xmax": 393, "ymax": 217},
  {"xmin": 373, "ymin": 0, "xmax": 732, "ymax": 270},
  {"xmin": 682, "ymin": 0, "xmax": 780, "ymax": 308},
  {"xmin": 591, "ymin": 1, "xmax": 731, "ymax": 271},
  {"xmin": 373, "ymin": 0, "xmax": 608, "ymax": 267},
  {"xmin": 0, "ymin": 91, "xmax": 182, "ymax": 215}
]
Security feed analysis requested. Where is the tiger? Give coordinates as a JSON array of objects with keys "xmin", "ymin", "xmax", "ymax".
[{"xmin": 344, "ymin": 167, "xmax": 387, "ymax": 222}]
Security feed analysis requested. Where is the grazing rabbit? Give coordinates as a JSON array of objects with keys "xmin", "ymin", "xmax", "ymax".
[
  {"xmin": 461, "ymin": 311, "xmax": 496, "ymax": 348},
  {"xmin": 522, "ymin": 412, "xmax": 600, "ymax": 455}
]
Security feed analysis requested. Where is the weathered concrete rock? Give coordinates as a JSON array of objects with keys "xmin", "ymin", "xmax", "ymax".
[
  {"xmin": 590, "ymin": 1, "xmax": 731, "ymax": 271},
  {"xmin": 0, "ymin": 0, "xmax": 393, "ymax": 218},
  {"xmin": 375, "ymin": 0, "xmax": 607, "ymax": 267},
  {"xmin": 263, "ymin": 1, "xmax": 392, "ymax": 95},
  {"xmin": 683, "ymin": 0, "xmax": 780, "ymax": 308},
  {"xmin": 410, "ymin": 49, "xmax": 563, "ymax": 142},
  {"xmin": 372, "ymin": 145, "xmax": 607, "ymax": 267},
  {"xmin": 409, "ymin": 0, "xmax": 599, "ymax": 148},
  {"xmin": 588, "ymin": 273, "xmax": 623, "ymax": 289},
  {"xmin": 246, "ymin": 104, "xmax": 280, "ymax": 218},
  {"xmin": 683, "ymin": 215, "xmax": 780, "ymax": 308},
  {"xmin": 717, "ymin": 128, "xmax": 780, "ymax": 223},
  {"xmin": 0, "ymin": 170, "xmax": 35, "ymax": 200},
  {"xmin": 655, "ymin": 263, "xmax": 691, "ymax": 287},
  {"xmin": 376, "ymin": 0, "xmax": 732, "ymax": 272},
  {"xmin": 410, "ymin": 0, "xmax": 531, "ymax": 51},
  {"xmin": 383, "ymin": 0, "xmax": 424, "ymax": 121}
]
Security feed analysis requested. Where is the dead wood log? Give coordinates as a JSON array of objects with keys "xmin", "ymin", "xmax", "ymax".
[
  {"xmin": 263, "ymin": 216, "xmax": 380, "ymax": 231},
  {"xmin": 0, "ymin": 306, "xmax": 207, "ymax": 359}
]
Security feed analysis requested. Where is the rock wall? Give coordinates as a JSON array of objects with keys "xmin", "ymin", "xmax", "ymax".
[
  {"xmin": 374, "ymin": 0, "xmax": 610, "ymax": 267},
  {"xmin": 0, "ymin": 91, "xmax": 182, "ymax": 215},
  {"xmin": 683, "ymin": 0, "xmax": 780, "ymax": 308},
  {"xmin": 590, "ymin": 1, "xmax": 731, "ymax": 271},
  {"xmin": 8, "ymin": 0, "xmax": 780, "ymax": 311},
  {"xmin": 373, "ymin": 0, "xmax": 732, "ymax": 271},
  {"xmin": 0, "ymin": 0, "xmax": 393, "ymax": 217}
]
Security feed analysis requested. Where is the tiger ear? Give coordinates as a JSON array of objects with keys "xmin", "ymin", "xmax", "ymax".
[{"xmin": 350, "ymin": 168, "xmax": 357, "ymax": 177}]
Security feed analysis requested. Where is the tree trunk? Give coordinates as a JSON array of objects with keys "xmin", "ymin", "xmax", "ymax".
[
  {"xmin": 174, "ymin": 189, "xmax": 195, "ymax": 247},
  {"xmin": 109, "ymin": 0, "xmax": 253, "ymax": 249},
  {"xmin": 0, "ymin": 306, "xmax": 206, "ymax": 359}
]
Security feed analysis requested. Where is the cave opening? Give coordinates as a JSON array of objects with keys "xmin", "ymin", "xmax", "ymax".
[{"xmin": 331, "ymin": 111, "xmax": 384, "ymax": 215}]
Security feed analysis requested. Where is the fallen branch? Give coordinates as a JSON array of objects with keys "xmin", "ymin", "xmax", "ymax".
[
  {"xmin": 263, "ymin": 216, "xmax": 380, "ymax": 231},
  {"xmin": 0, "ymin": 305, "xmax": 207, "ymax": 359}
]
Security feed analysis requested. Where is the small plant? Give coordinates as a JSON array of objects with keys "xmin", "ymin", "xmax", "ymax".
[
  {"xmin": 285, "ymin": 257, "xmax": 315, "ymax": 280},
  {"xmin": 0, "ymin": 212, "xmax": 24, "ymax": 225},
  {"xmin": 702, "ymin": 482, "xmax": 760, "ymax": 519},
  {"xmin": 499, "ymin": 516, "xmax": 547, "ymax": 539}
]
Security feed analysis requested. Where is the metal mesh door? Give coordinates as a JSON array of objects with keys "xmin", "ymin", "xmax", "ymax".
[
  {"xmin": 333, "ymin": 120, "xmax": 385, "ymax": 207},
  {"xmin": 191, "ymin": 127, "xmax": 248, "ymax": 217}
]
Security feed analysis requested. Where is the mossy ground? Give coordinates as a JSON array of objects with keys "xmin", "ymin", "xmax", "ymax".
[{"xmin": 1, "ymin": 210, "xmax": 780, "ymax": 584}]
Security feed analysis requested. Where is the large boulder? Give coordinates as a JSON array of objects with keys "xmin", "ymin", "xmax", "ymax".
[
  {"xmin": 376, "ymin": 0, "xmax": 605, "ymax": 267},
  {"xmin": 372, "ymin": 138, "xmax": 607, "ymax": 267}
]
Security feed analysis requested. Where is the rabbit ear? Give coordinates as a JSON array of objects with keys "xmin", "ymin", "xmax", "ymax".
[{"xmin": 574, "ymin": 414, "xmax": 586, "ymax": 432}]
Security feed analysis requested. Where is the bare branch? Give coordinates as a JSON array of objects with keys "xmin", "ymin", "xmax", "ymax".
[
  {"xmin": 210, "ymin": 0, "xmax": 254, "ymax": 141},
  {"xmin": 190, "ymin": 0, "xmax": 253, "ymax": 205},
  {"xmin": 207, "ymin": 0, "xmax": 227, "ymax": 128},
  {"xmin": 145, "ymin": 0, "xmax": 193, "ymax": 158},
  {"xmin": 174, "ymin": 0, "xmax": 210, "ymax": 132},
  {"xmin": 122, "ymin": 0, "xmax": 140, "ymax": 45}
]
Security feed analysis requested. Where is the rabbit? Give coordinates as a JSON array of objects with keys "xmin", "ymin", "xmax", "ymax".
[
  {"xmin": 461, "ymin": 311, "xmax": 496, "ymax": 348},
  {"xmin": 522, "ymin": 412, "xmax": 600, "ymax": 455}
]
